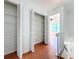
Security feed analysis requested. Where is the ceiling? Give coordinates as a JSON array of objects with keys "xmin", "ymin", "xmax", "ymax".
[
  {"xmin": 6, "ymin": 0, "xmax": 73, "ymax": 15},
  {"xmin": 27, "ymin": 0, "xmax": 64, "ymax": 11},
  {"xmin": 6, "ymin": 0, "xmax": 73, "ymax": 11}
]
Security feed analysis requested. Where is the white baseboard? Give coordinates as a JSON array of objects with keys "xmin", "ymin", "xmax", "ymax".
[{"xmin": 4, "ymin": 49, "xmax": 16, "ymax": 55}]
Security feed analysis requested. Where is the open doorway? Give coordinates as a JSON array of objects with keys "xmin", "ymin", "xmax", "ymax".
[
  {"xmin": 4, "ymin": 1, "xmax": 22, "ymax": 59},
  {"xmin": 4, "ymin": 2, "xmax": 17, "ymax": 55},
  {"xmin": 30, "ymin": 11, "xmax": 45, "ymax": 52},
  {"xmin": 48, "ymin": 13, "xmax": 60, "ymax": 55},
  {"xmin": 33, "ymin": 12, "xmax": 45, "ymax": 45}
]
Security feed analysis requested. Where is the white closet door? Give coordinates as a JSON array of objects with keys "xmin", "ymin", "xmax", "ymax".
[
  {"xmin": 33, "ymin": 13, "xmax": 44, "ymax": 44},
  {"xmin": 4, "ymin": 2, "xmax": 17, "ymax": 55}
]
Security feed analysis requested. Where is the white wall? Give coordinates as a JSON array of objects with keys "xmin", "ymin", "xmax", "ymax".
[
  {"xmin": 23, "ymin": 0, "xmax": 48, "ymax": 16},
  {"xmin": 22, "ymin": 5, "xmax": 31, "ymax": 53},
  {"xmin": 64, "ymin": 0, "xmax": 74, "ymax": 41},
  {"xmin": 4, "ymin": 2, "xmax": 17, "ymax": 55}
]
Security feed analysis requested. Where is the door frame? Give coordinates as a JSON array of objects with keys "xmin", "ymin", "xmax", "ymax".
[
  {"xmin": 48, "ymin": 13, "xmax": 61, "ymax": 55},
  {"xmin": 4, "ymin": 1, "xmax": 23, "ymax": 59},
  {"xmin": 48, "ymin": 7, "xmax": 64, "ymax": 56},
  {"xmin": 17, "ymin": 2, "xmax": 23, "ymax": 59},
  {"xmin": 30, "ymin": 10, "xmax": 49, "ymax": 52}
]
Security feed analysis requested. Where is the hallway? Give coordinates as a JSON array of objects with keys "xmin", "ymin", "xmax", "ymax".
[
  {"xmin": 4, "ymin": 42, "xmax": 63, "ymax": 59},
  {"xmin": 23, "ymin": 42, "xmax": 57, "ymax": 59}
]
